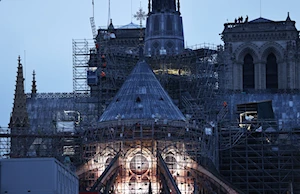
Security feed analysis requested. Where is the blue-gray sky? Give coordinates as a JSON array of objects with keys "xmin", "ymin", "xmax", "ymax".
[{"xmin": 0, "ymin": 0, "xmax": 299, "ymax": 127}]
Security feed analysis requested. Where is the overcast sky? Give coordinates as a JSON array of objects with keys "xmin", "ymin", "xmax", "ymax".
[{"xmin": 0, "ymin": 0, "xmax": 299, "ymax": 127}]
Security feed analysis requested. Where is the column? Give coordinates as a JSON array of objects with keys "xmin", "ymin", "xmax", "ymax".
[
  {"xmin": 255, "ymin": 62, "xmax": 261, "ymax": 89},
  {"xmin": 278, "ymin": 61, "xmax": 287, "ymax": 89},
  {"xmin": 258, "ymin": 62, "xmax": 265, "ymax": 89},
  {"xmin": 288, "ymin": 60, "xmax": 296, "ymax": 89},
  {"xmin": 233, "ymin": 62, "xmax": 242, "ymax": 90}
]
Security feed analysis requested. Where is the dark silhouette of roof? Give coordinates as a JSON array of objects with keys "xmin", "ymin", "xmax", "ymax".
[
  {"xmin": 99, "ymin": 60, "xmax": 186, "ymax": 122},
  {"xmin": 249, "ymin": 17, "xmax": 274, "ymax": 23}
]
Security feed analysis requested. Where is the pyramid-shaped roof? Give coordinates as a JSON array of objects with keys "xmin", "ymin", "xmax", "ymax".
[{"xmin": 99, "ymin": 60, "xmax": 186, "ymax": 122}]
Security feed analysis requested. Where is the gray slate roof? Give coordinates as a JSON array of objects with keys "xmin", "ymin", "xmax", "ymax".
[
  {"xmin": 249, "ymin": 17, "xmax": 274, "ymax": 23},
  {"xmin": 119, "ymin": 22, "xmax": 140, "ymax": 29},
  {"xmin": 26, "ymin": 95, "xmax": 74, "ymax": 132},
  {"xmin": 26, "ymin": 93, "xmax": 99, "ymax": 132},
  {"xmin": 99, "ymin": 60, "xmax": 186, "ymax": 122}
]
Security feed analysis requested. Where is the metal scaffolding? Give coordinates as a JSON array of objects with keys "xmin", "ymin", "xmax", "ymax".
[
  {"xmin": 77, "ymin": 119, "xmax": 240, "ymax": 193},
  {"xmin": 219, "ymin": 120, "xmax": 300, "ymax": 194},
  {"xmin": 0, "ymin": 127, "xmax": 81, "ymax": 166},
  {"xmin": 73, "ymin": 39, "xmax": 92, "ymax": 94},
  {"xmin": 5, "ymin": 38, "xmax": 300, "ymax": 192},
  {"xmin": 72, "ymin": 33, "xmax": 140, "ymax": 129},
  {"xmin": 4, "ymin": 1, "xmax": 300, "ymax": 192}
]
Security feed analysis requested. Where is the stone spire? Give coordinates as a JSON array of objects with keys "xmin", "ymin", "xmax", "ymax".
[
  {"xmin": 9, "ymin": 56, "xmax": 29, "ymax": 128},
  {"xmin": 31, "ymin": 70, "xmax": 37, "ymax": 95},
  {"xmin": 107, "ymin": 19, "xmax": 115, "ymax": 32},
  {"xmin": 286, "ymin": 12, "xmax": 291, "ymax": 22}
]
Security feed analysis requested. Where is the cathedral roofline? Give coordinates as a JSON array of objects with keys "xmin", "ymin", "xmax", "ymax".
[{"xmin": 223, "ymin": 17, "xmax": 297, "ymax": 34}]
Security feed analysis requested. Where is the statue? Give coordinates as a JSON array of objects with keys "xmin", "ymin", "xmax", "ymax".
[{"xmin": 238, "ymin": 17, "xmax": 242, "ymax": 23}]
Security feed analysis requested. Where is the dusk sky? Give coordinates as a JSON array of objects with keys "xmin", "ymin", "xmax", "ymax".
[{"xmin": 1, "ymin": 0, "xmax": 299, "ymax": 127}]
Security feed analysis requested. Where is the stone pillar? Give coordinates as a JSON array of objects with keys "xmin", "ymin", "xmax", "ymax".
[
  {"xmin": 296, "ymin": 59, "xmax": 300, "ymax": 89},
  {"xmin": 222, "ymin": 52, "xmax": 233, "ymax": 90},
  {"xmin": 255, "ymin": 62, "xmax": 264, "ymax": 89},
  {"xmin": 278, "ymin": 61, "xmax": 287, "ymax": 89},
  {"xmin": 260, "ymin": 62, "xmax": 266, "ymax": 89},
  {"xmin": 288, "ymin": 60, "xmax": 296, "ymax": 89},
  {"xmin": 233, "ymin": 62, "xmax": 242, "ymax": 90},
  {"xmin": 226, "ymin": 64, "xmax": 233, "ymax": 90}
]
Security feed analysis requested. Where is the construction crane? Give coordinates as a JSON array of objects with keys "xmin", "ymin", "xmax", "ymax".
[
  {"xmin": 90, "ymin": 0, "xmax": 111, "ymax": 39},
  {"xmin": 90, "ymin": 0, "xmax": 97, "ymax": 39},
  {"xmin": 90, "ymin": 17, "xmax": 97, "ymax": 39}
]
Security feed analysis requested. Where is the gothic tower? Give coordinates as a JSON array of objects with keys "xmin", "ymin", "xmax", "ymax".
[
  {"xmin": 221, "ymin": 14, "xmax": 300, "ymax": 90},
  {"xmin": 9, "ymin": 56, "xmax": 30, "ymax": 157},
  {"xmin": 144, "ymin": 0, "xmax": 184, "ymax": 56}
]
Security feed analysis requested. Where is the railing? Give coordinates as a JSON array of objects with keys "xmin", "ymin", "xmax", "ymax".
[
  {"xmin": 186, "ymin": 43, "xmax": 219, "ymax": 51},
  {"xmin": 224, "ymin": 20, "xmax": 295, "ymax": 30},
  {"xmin": 98, "ymin": 24, "xmax": 146, "ymax": 29},
  {"xmin": 98, "ymin": 118, "xmax": 187, "ymax": 129},
  {"xmin": 26, "ymin": 92, "xmax": 90, "ymax": 99}
]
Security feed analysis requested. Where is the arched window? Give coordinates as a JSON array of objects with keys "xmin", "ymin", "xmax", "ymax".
[
  {"xmin": 266, "ymin": 53, "xmax": 278, "ymax": 89},
  {"xmin": 243, "ymin": 54, "xmax": 255, "ymax": 89}
]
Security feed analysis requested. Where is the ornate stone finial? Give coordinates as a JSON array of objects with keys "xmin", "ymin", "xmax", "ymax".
[
  {"xmin": 18, "ymin": 55, "xmax": 21, "ymax": 67},
  {"xmin": 108, "ymin": 19, "xmax": 114, "ymax": 32},
  {"xmin": 286, "ymin": 12, "xmax": 291, "ymax": 22},
  {"xmin": 31, "ymin": 70, "xmax": 37, "ymax": 94}
]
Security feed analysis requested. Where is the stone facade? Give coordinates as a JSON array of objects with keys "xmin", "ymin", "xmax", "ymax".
[{"xmin": 221, "ymin": 15, "xmax": 300, "ymax": 90}]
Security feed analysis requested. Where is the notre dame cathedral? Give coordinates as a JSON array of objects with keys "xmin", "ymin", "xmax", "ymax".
[{"xmin": 6, "ymin": 0, "xmax": 300, "ymax": 193}]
